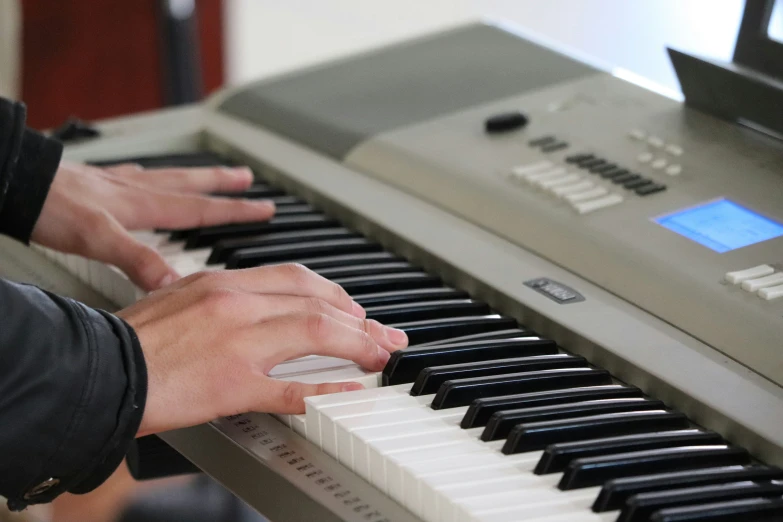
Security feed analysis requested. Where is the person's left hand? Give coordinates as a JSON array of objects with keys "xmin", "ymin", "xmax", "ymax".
[{"xmin": 32, "ymin": 161, "xmax": 276, "ymax": 292}]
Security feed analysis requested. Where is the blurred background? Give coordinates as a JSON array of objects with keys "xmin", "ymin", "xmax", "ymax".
[{"xmin": 7, "ymin": 0, "xmax": 745, "ymax": 130}]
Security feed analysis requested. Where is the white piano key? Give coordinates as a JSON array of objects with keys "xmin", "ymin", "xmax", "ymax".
[
  {"xmin": 342, "ymin": 408, "xmax": 467, "ymax": 474},
  {"xmin": 525, "ymin": 512, "xmax": 617, "ymax": 522},
  {"xmin": 468, "ymin": 487, "xmax": 600, "ymax": 522},
  {"xmin": 420, "ymin": 452, "xmax": 542, "ymax": 521},
  {"xmin": 291, "ymin": 414, "xmax": 307, "ymax": 437},
  {"xmin": 307, "ymin": 385, "xmax": 415, "ymax": 456},
  {"xmin": 309, "ymin": 394, "xmax": 432, "ymax": 450},
  {"xmin": 268, "ymin": 356, "xmax": 357, "ymax": 378},
  {"xmin": 404, "ymin": 451, "xmax": 537, "ymax": 517},
  {"xmin": 434, "ymin": 453, "xmax": 547, "ymax": 522},
  {"xmin": 364, "ymin": 429, "xmax": 485, "ymax": 485},
  {"xmin": 384, "ymin": 442, "xmax": 491, "ymax": 504}
]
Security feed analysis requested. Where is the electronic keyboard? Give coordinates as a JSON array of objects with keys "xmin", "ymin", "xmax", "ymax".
[{"xmin": 3, "ymin": 20, "xmax": 783, "ymax": 522}]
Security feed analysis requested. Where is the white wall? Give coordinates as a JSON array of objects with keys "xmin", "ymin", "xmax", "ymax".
[{"xmin": 225, "ymin": 0, "xmax": 745, "ymax": 93}]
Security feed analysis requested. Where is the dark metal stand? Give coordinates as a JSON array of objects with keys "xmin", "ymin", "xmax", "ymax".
[
  {"xmin": 668, "ymin": 0, "xmax": 783, "ymax": 137},
  {"xmin": 159, "ymin": 0, "xmax": 205, "ymax": 105}
]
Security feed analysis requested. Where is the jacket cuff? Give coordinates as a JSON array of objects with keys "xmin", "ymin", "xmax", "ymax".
[
  {"xmin": 6, "ymin": 308, "xmax": 147, "ymax": 511},
  {"xmin": 0, "ymin": 127, "xmax": 62, "ymax": 243}
]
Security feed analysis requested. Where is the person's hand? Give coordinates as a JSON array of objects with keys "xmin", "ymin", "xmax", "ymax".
[
  {"xmin": 32, "ymin": 161, "xmax": 276, "ymax": 291},
  {"xmin": 116, "ymin": 265, "xmax": 409, "ymax": 437}
]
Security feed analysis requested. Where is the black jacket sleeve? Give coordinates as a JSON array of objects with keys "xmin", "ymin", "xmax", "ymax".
[
  {"xmin": 0, "ymin": 98, "xmax": 148, "ymax": 510},
  {"xmin": 0, "ymin": 98, "xmax": 62, "ymax": 244}
]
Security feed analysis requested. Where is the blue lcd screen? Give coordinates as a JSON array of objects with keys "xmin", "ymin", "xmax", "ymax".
[{"xmin": 654, "ymin": 199, "xmax": 783, "ymax": 253}]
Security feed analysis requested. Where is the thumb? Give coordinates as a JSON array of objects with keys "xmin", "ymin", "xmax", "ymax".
[
  {"xmin": 88, "ymin": 215, "xmax": 180, "ymax": 292},
  {"xmin": 263, "ymin": 380, "xmax": 365, "ymax": 415}
]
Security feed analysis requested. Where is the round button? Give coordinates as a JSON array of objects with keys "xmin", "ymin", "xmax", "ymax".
[
  {"xmin": 24, "ymin": 478, "xmax": 60, "ymax": 499},
  {"xmin": 485, "ymin": 111, "xmax": 529, "ymax": 134}
]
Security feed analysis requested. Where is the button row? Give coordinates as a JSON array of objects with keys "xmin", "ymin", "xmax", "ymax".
[
  {"xmin": 529, "ymin": 135, "xmax": 570, "ymax": 153},
  {"xmin": 509, "ymin": 161, "xmax": 624, "ymax": 215},
  {"xmin": 724, "ymin": 264, "xmax": 783, "ymax": 301},
  {"xmin": 628, "ymin": 129, "xmax": 684, "ymax": 156},
  {"xmin": 565, "ymin": 153, "xmax": 667, "ymax": 197},
  {"xmin": 637, "ymin": 152, "xmax": 683, "ymax": 176}
]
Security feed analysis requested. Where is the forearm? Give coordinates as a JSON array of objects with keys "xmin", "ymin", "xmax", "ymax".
[
  {"xmin": 0, "ymin": 278, "xmax": 146, "ymax": 511},
  {"xmin": 0, "ymin": 97, "xmax": 61, "ymax": 243}
]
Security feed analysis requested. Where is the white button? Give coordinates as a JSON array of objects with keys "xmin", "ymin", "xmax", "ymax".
[
  {"xmin": 552, "ymin": 180, "xmax": 595, "ymax": 197},
  {"xmin": 725, "ymin": 265, "xmax": 775, "ymax": 284},
  {"xmin": 522, "ymin": 167, "xmax": 568, "ymax": 183},
  {"xmin": 564, "ymin": 187, "xmax": 609, "ymax": 203},
  {"xmin": 665, "ymin": 164, "xmax": 683, "ymax": 176},
  {"xmin": 572, "ymin": 193, "xmax": 624, "ymax": 214},
  {"xmin": 629, "ymin": 129, "xmax": 646, "ymax": 140},
  {"xmin": 511, "ymin": 161, "xmax": 554, "ymax": 177},
  {"xmin": 759, "ymin": 284, "xmax": 783, "ymax": 301},
  {"xmin": 651, "ymin": 158, "xmax": 668, "ymax": 170},
  {"xmin": 647, "ymin": 136, "xmax": 665, "ymax": 148},
  {"xmin": 741, "ymin": 272, "xmax": 783, "ymax": 292},
  {"xmin": 637, "ymin": 152, "xmax": 654, "ymax": 163},
  {"xmin": 665, "ymin": 144, "xmax": 684, "ymax": 156},
  {"xmin": 536, "ymin": 173, "xmax": 582, "ymax": 189}
]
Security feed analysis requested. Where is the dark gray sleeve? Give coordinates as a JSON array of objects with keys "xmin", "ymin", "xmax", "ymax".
[
  {"xmin": 0, "ymin": 97, "xmax": 62, "ymax": 244},
  {"xmin": 0, "ymin": 279, "xmax": 147, "ymax": 511}
]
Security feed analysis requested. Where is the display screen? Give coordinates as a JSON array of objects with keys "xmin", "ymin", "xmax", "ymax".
[{"xmin": 654, "ymin": 199, "xmax": 783, "ymax": 253}]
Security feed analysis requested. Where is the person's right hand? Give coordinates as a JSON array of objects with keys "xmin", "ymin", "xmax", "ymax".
[{"xmin": 116, "ymin": 264, "xmax": 409, "ymax": 438}]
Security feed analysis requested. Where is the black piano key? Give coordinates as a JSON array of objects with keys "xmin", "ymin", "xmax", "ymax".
[
  {"xmin": 461, "ymin": 384, "xmax": 641, "ymax": 429},
  {"xmin": 207, "ymin": 228, "xmax": 360, "ymax": 264},
  {"xmin": 558, "ymin": 445, "xmax": 751, "ymax": 490},
  {"xmin": 267, "ymin": 203, "xmax": 318, "ymax": 216},
  {"xmin": 353, "ymin": 287, "xmax": 469, "ymax": 307},
  {"xmin": 333, "ymin": 273, "xmax": 442, "ymax": 295},
  {"xmin": 594, "ymin": 466, "xmax": 783, "ymax": 513},
  {"xmin": 622, "ymin": 481, "xmax": 783, "ymax": 522},
  {"xmin": 382, "ymin": 337, "xmax": 557, "ymax": 386},
  {"xmin": 536, "ymin": 429, "xmax": 723, "ymax": 475},
  {"xmin": 503, "ymin": 410, "xmax": 690, "ymax": 454},
  {"xmin": 226, "ymin": 239, "xmax": 382, "ymax": 269},
  {"xmin": 411, "ymin": 354, "xmax": 587, "ymax": 396},
  {"xmin": 416, "ymin": 328, "xmax": 533, "ymax": 347},
  {"xmin": 212, "ymin": 185, "xmax": 288, "ymax": 199},
  {"xmin": 92, "ymin": 152, "xmax": 230, "ymax": 169},
  {"xmin": 364, "ymin": 299, "xmax": 491, "ymax": 325},
  {"xmin": 390, "ymin": 315, "xmax": 521, "ymax": 349},
  {"xmin": 650, "ymin": 497, "xmax": 783, "ymax": 522},
  {"xmin": 314, "ymin": 262, "xmax": 416, "ymax": 279},
  {"xmin": 184, "ymin": 215, "xmax": 341, "ymax": 249},
  {"xmin": 432, "ymin": 368, "xmax": 612, "ymax": 410},
  {"xmin": 270, "ymin": 252, "xmax": 402, "ymax": 271},
  {"xmin": 482, "ymin": 398, "xmax": 663, "ymax": 441}
]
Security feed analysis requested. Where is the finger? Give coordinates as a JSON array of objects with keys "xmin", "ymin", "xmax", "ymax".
[
  {"xmin": 246, "ymin": 294, "xmax": 404, "ymax": 351},
  {"xmin": 128, "ymin": 190, "xmax": 276, "ymax": 230},
  {"xmin": 86, "ymin": 213, "xmax": 180, "ymax": 291},
  {"xmin": 184, "ymin": 264, "xmax": 365, "ymax": 318},
  {"xmin": 259, "ymin": 380, "xmax": 365, "ymax": 414},
  {"xmin": 109, "ymin": 165, "xmax": 255, "ymax": 194},
  {"xmin": 259, "ymin": 313, "xmax": 391, "ymax": 372}
]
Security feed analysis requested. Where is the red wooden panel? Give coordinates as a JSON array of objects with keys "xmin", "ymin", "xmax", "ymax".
[{"xmin": 21, "ymin": 0, "xmax": 224, "ymax": 130}]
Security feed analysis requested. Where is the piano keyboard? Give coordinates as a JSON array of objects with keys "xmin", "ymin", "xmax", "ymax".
[{"xmin": 36, "ymin": 152, "xmax": 783, "ymax": 522}]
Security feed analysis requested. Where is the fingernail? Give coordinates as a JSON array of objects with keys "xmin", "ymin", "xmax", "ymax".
[
  {"xmin": 157, "ymin": 273, "xmax": 175, "ymax": 288},
  {"xmin": 255, "ymin": 200, "xmax": 276, "ymax": 212},
  {"xmin": 385, "ymin": 327, "xmax": 408, "ymax": 347},
  {"xmin": 230, "ymin": 166, "xmax": 253, "ymax": 178},
  {"xmin": 377, "ymin": 347, "xmax": 391, "ymax": 367},
  {"xmin": 341, "ymin": 383, "xmax": 364, "ymax": 392},
  {"xmin": 352, "ymin": 301, "xmax": 366, "ymax": 318}
]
